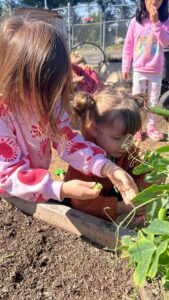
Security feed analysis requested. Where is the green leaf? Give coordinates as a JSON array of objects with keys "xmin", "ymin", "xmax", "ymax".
[
  {"xmin": 162, "ymin": 272, "xmax": 169, "ymax": 291},
  {"xmin": 152, "ymin": 158, "xmax": 169, "ymax": 171},
  {"xmin": 156, "ymin": 145, "xmax": 169, "ymax": 154},
  {"xmin": 129, "ymin": 239, "xmax": 156, "ymax": 263},
  {"xmin": 145, "ymin": 171, "xmax": 166, "ymax": 182},
  {"xmin": 164, "ymin": 270, "xmax": 169, "ymax": 280},
  {"xmin": 150, "ymin": 106, "xmax": 169, "ymax": 117},
  {"xmin": 144, "ymin": 219, "xmax": 169, "ymax": 235},
  {"xmin": 161, "ymin": 194, "xmax": 169, "ymax": 208},
  {"xmin": 137, "ymin": 230, "xmax": 145, "ymax": 240},
  {"xmin": 159, "ymin": 250, "xmax": 169, "ymax": 265},
  {"xmin": 158, "ymin": 208, "xmax": 167, "ymax": 220},
  {"xmin": 148, "ymin": 240, "xmax": 169, "ymax": 278},
  {"xmin": 143, "ymin": 150, "xmax": 152, "ymax": 160},
  {"xmin": 148, "ymin": 152, "xmax": 161, "ymax": 164},
  {"xmin": 129, "ymin": 238, "xmax": 156, "ymax": 286},
  {"xmin": 121, "ymin": 235, "xmax": 133, "ymax": 247},
  {"xmin": 163, "ymin": 281, "xmax": 169, "ymax": 291},
  {"xmin": 132, "ymin": 184, "xmax": 169, "ymax": 205},
  {"xmin": 146, "ymin": 199, "xmax": 162, "ymax": 222},
  {"xmin": 133, "ymin": 163, "xmax": 152, "ymax": 175}
]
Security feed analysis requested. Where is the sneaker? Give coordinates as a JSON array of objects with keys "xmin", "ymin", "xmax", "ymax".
[
  {"xmin": 134, "ymin": 131, "xmax": 142, "ymax": 142},
  {"xmin": 147, "ymin": 127, "xmax": 164, "ymax": 141}
]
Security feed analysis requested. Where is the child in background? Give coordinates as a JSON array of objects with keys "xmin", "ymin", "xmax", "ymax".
[
  {"xmin": 122, "ymin": 0, "xmax": 169, "ymax": 141},
  {"xmin": 65, "ymin": 90, "xmax": 149, "ymax": 221},
  {"xmin": 0, "ymin": 17, "xmax": 138, "ymax": 204},
  {"xmin": 70, "ymin": 52, "xmax": 103, "ymax": 94}
]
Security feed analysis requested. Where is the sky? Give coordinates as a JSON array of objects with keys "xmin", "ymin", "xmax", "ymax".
[{"xmin": 74, "ymin": 3, "xmax": 100, "ymax": 18}]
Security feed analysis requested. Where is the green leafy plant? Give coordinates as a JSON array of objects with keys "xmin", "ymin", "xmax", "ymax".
[
  {"xmin": 120, "ymin": 144, "xmax": 169, "ymax": 289},
  {"xmin": 121, "ymin": 220, "xmax": 169, "ymax": 288},
  {"xmin": 112, "ymin": 106, "xmax": 169, "ymax": 290}
]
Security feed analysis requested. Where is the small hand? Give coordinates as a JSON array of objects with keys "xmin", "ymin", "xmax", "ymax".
[
  {"xmin": 150, "ymin": 5, "xmax": 159, "ymax": 23},
  {"xmin": 101, "ymin": 161, "xmax": 138, "ymax": 204},
  {"xmin": 60, "ymin": 179, "xmax": 101, "ymax": 200},
  {"xmin": 73, "ymin": 75, "xmax": 84, "ymax": 83},
  {"xmin": 122, "ymin": 72, "xmax": 130, "ymax": 81}
]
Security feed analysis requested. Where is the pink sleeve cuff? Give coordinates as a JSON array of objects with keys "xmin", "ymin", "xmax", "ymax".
[{"xmin": 88, "ymin": 155, "xmax": 109, "ymax": 177}]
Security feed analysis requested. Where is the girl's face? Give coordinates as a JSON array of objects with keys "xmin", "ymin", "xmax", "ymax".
[
  {"xmin": 145, "ymin": 0, "xmax": 163, "ymax": 13},
  {"xmin": 94, "ymin": 118, "xmax": 133, "ymax": 158}
]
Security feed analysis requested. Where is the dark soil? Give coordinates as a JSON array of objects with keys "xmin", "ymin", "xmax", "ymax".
[{"xmin": 0, "ymin": 200, "xmax": 140, "ymax": 300}]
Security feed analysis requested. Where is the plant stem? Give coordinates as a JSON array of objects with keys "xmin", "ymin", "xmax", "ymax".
[{"xmin": 112, "ymin": 197, "xmax": 159, "ymax": 253}]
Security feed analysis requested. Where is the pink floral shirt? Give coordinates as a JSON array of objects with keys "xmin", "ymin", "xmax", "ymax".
[
  {"xmin": 0, "ymin": 100, "xmax": 109, "ymax": 202},
  {"xmin": 122, "ymin": 17, "xmax": 169, "ymax": 73}
]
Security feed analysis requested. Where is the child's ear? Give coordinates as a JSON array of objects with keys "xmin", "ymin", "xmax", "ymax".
[{"xmin": 86, "ymin": 120, "xmax": 99, "ymax": 137}]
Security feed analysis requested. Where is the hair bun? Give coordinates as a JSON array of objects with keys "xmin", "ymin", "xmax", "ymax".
[{"xmin": 73, "ymin": 93, "xmax": 96, "ymax": 117}]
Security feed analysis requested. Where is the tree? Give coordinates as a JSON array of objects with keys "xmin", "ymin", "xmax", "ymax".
[
  {"xmin": 18, "ymin": 0, "xmax": 137, "ymax": 10},
  {"xmin": 18, "ymin": 0, "xmax": 94, "ymax": 9}
]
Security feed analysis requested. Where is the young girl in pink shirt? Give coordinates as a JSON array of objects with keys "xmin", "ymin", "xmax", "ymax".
[
  {"xmin": 122, "ymin": 0, "xmax": 169, "ymax": 141},
  {"xmin": 0, "ymin": 17, "xmax": 138, "ymax": 205}
]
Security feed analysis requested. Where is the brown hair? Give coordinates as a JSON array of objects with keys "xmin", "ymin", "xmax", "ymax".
[
  {"xmin": 0, "ymin": 17, "xmax": 72, "ymax": 134},
  {"xmin": 72, "ymin": 89, "xmax": 142, "ymax": 137},
  {"xmin": 70, "ymin": 51, "xmax": 86, "ymax": 65}
]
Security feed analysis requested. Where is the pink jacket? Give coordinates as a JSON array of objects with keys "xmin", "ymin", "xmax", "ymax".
[
  {"xmin": 122, "ymin": 17, "xmax": 169, "ymax": 73},
  {"xmin": 0, "ymin": 100, "xmax": 109, "ymax": 202}
]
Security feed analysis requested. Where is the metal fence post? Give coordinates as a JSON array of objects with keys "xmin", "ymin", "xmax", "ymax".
[
  {"xmin": 71, "ymin": 7, "xmax": 74, "ymax": 46},
  {"xmin": 100, "ymin": 6, "xmax": 103, "ymax": 49},
  {"xmin": 67, "ymin": 2, "xmax": 71, "ymax": 51},
  {"xmin": 101, "ymin": 4, "xmax": 106, "ymax": 52},
  {"xmin": 44, "ymin": 0, "xmax": 48, "ymax": 9}
]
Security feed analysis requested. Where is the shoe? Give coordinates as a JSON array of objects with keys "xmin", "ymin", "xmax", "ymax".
[
  {"xmin": 147, "ymin": 127, "xmax": 164, "ymax": 141},
  {"xmin": 134, "ymin": 131, "xmax": 142, "ymax": 142}
]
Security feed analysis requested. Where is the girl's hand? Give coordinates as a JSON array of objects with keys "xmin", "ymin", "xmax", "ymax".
[
  {"xmin": 150, "ymin": 5, "xmax": 159, "ymax": 23},
  {"xmin": 60, "ymin": 180, "xmax": 101, "ymax": 200},
  {"xmin": 101, "ymin": 161, "xmax": 138, "ymax": 205},
  {"xmin": 122, "ymin": 72, "xmax": 130, "ymax": 81},
  {"xmin": 116, "ymin": 201, "xmax": 145, "ymax": 215}
]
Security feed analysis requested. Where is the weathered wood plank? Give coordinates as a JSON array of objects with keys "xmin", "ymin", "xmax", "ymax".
[{"xmin": 4, "ymin": 197, "xmax": 135, "ymax": 248}]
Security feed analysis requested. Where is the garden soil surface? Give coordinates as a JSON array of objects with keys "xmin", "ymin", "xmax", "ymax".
[{"xmin": 0, "ymin": 94, "xmax": 168, "ymax": 299}]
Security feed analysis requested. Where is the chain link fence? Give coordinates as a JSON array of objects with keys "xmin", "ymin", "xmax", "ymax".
[
  {"xmin": 53, "ymin": 3, "xmax": 136, "ymax": 72},
  {"xmin": 54, "ymin": 3, "xmax": 136, "ymax": 58}
]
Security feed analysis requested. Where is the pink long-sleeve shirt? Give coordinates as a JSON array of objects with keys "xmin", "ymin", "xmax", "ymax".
[
  {"xmin": 122, "ymin": 17, "xmax": 169, "ymax": 74},
  {"xmin": 0, "ymin": 100, "xmax": 109, "ymax": 202}
]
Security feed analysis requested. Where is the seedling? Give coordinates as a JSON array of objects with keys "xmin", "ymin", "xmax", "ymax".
[
  {"xmin": 91, "ymin": 182, "xmax": 103, "ymax": 190},
  {"xmin": 54, "ymin": 168, "xmax": 65, "ymax": 180}
]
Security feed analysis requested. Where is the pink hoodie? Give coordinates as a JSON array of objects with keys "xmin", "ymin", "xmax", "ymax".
[
  {"xmin": 0, "ymin": 101, "xmax": 109, "ymax": 202},
  {"xmin": 122, "ymin": 17, "xmax": 169, "ymax": 74}
]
